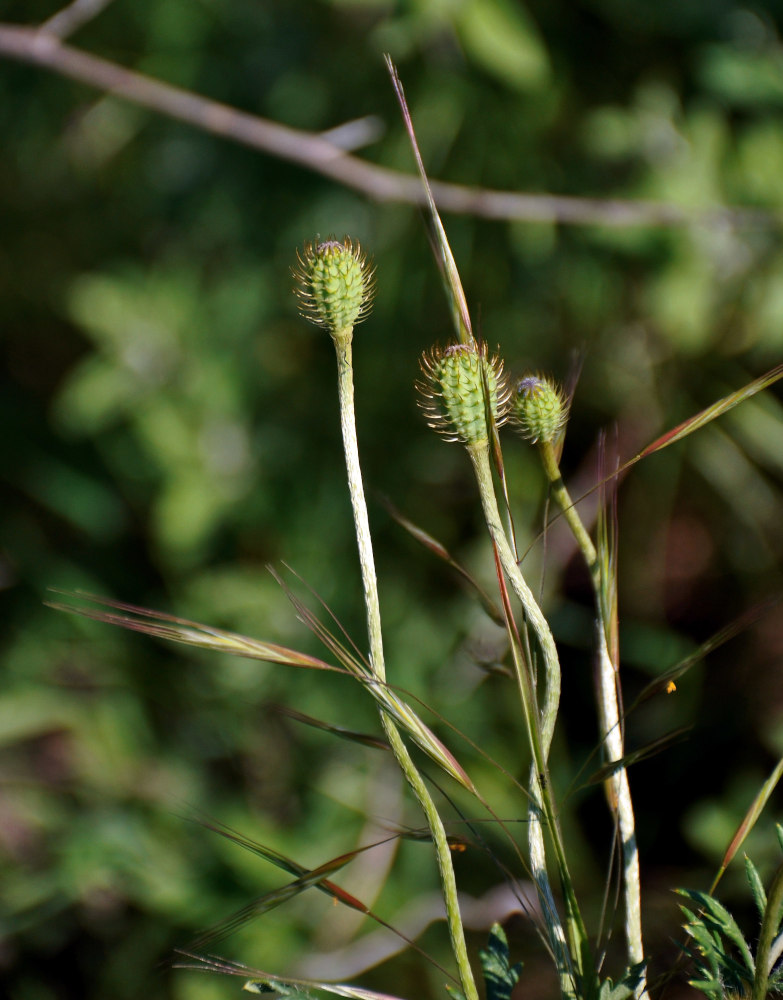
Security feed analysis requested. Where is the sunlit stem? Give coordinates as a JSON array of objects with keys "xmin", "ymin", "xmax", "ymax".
[
  {"xmin": 467, "ymin": 440, "xmax": 591, "ymax": 999},
  {"xmin": 332, "ymin": 329, "xmax": 479, "ymax": 1000},
  {"xmin": 333, "ymin": 331, "xmax": 385, "ymax": 680},
  {"xmin": 752, "ymin": 859, "xmax": 783, "ymax": 1000},
  {"xmin": 538, "ymin": 439, "xmax": 646, "ymax": 996},
  {"xmin": 538, "ymin": 442, "xmax": 599, "ymax": 588}
]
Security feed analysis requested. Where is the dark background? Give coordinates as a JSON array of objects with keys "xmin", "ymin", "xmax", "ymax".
[{"xmin": 3, "ymin": 2, "xmax": 783, "ymax": 998}]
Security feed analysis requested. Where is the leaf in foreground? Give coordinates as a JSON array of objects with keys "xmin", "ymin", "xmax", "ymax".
[
  {"xmin": 50, "ymin": 590, "xmax": 477, "ymax": 794},
  {"xmin": 175, "ymin": 953, "xmax": 411, "ymax": 1000},
  {"xmin": 479, "ymin": 923, "xmax": 522, "ymax": 1000}
]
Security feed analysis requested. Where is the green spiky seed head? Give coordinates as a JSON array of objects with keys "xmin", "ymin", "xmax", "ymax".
[
  {"xmin": 293, "ymin": 237, "xmax": 375, "ymax": 339},
  {"xmin": 417, "ymin": 342, "xmax": 510, "ymax": 446},
  {"xmin": 513, "ymin": 374, "xmax": 567, "ymax": 444}
]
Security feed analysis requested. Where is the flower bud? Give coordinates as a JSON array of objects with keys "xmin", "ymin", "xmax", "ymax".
[
  {"xmin": 417, "ymin": 341, "xmax": 510, "ymax": 446},
  {"xmin": 293, "ymin": 237, "xmax": 375, "ymax": 338},
  {"xmin": 512, "ymin": 374, "xmax": 568, "ymax": 444}
]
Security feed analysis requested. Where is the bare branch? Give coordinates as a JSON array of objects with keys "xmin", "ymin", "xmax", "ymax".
[
  {"xmin": 40, "ymin": 0, "xmax": 118, "ymax": 41},
  {"xmin": 319, "ymin": 115, "xmax": 385, "ymax": 152},
  {"xmin": 1, "ymin": 23, "xmax": 778, "ymax": 230}
]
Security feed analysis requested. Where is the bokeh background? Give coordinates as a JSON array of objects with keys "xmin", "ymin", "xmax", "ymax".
[{"xmin": 3, "ymin": 1, "xmax": 783, "ymax": 998}]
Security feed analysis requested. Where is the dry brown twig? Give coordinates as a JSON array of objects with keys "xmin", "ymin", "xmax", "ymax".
[{"xmin": 0, "ymin": 18, "xmax": 779, "ymax": 230}]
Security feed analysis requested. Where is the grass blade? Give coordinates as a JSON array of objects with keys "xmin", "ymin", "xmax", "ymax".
[
  {"xmin": 709, "ymin": 754, "xmax": 783, "ymax": 894},
  {"xmin": 272, "ymin": 570, "xmax": 477, "ymax": 793},
  {"xmin": 275, "ymin": 705, "xmax": 391, "ymax": 751},
  {"xmin": 48, "ymin": 590, "xmax": 339, "ymax": 671},
  {"xmin": 188, "ymin": 860, "xmax": 357, "ymax": 951},
  {"xmin": 52, "ymin": 587, "xmax": 477, "ymax": 794},
  {"xmin": 632, "ymin": 364, "xmax": 783, "ymax": 465},
  {"xmin": 632, "ymin": 597, "xmax": 779, "ymax": 710},
  {"xmin": 385, "ymin": 56, "xmax": 472, "ymax": 345},
  {"xmin": 381, "ymin": 497, "xmax": 503, "ymax": 625},
  {"xmin": 174, "ymin": 952, "xmax": 412, "ymax": 1000},
  {"xmin": 585, "ymin": 727, "xmax": 691, "ymax": 786},
  {"xmin": 186, "ymin": 819, "xmax": 457, "ymax": 981}
]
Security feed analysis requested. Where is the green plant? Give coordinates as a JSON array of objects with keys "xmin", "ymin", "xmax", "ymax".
[
  {"xmin": 46, "ymin": 58, "xmax": 783, "ymax": 1000},
  {"xmin": 679, "ymin": 826, "xmax": 783, "ymax": 1000}
]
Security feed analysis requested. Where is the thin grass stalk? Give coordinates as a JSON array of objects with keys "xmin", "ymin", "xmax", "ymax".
[
  {"xmin": 332, "ymin": 329, "xmax": 479, "ymax": 1000},
  {"xmin": 538, "ymin": 440, "xmax": 646, "ymax": 995},
  {"xmin": 467, "ymin": 440, "xmax": 591, "ymax": 998}
]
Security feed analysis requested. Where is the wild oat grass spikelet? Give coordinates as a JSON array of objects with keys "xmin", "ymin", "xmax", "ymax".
[
  {"xmin": 417, "ymin": 341, "xmax": 510, "ymax": 446},
  {"xmin": 293, "ymin": 237, "xmax": 375, "ymax": 339},
  {"xmin": 513, "ymin": 374, "xmax": 568, "ymax": 444}
]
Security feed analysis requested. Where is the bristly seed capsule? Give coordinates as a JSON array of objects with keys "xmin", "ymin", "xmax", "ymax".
[
  {"xmin": 512, "ymin": 374, "xmax": 568, "ymax": 444},
  {"xmin": 417, "ymin": 341, "xmax": 510, "ymax": 447},
  {"xmin": 293, "ymin": 237, "xmax": 376, "ymax": 339}
]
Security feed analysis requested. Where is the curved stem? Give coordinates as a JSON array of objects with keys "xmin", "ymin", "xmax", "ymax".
[
  {"xmin": 333, "ymin": 330, "xmax": 478, "ymax": 1000},
  {"xmin": 539, "ymin": 440, "xmax": 646, "ymax": 996},
  {"xmin": 469, "ymin": 444, "xmax": 561, "ymax": 754},
  {"xmin": 467, "ymin": 441, "xmax": 591, "ymax": 999}
]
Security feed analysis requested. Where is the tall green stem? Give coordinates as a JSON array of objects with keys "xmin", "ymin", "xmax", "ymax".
[
  {"xmin": 538, "ymin": 443, "xmax": 599, "ymax": 591},
  {"xmin": 752, "ymin": 859, "xmax": 783, "ymax": 1000},
  {"xmin": 467, "ymin": 441, "xmax": 592, "ymax": 999},
  {"xmin": 333, "ymin": 334, "xmax": 385, "ymax": 680},
  {"xmin": 333, "ymin": 330, "xmax": 479, "ymax": 1000},
  {"xmin": 539, "ymin": 440, "xmax": 645, "ymax": 996}
]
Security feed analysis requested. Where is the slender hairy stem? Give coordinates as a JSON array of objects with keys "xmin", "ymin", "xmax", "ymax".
[
  {"xmin": 752, "ymin": 859, "xmax": 783, "ymax": 1000},
  {"xmin": 538, "ymin": 440, "xmax": 646, "ymax": 994},
  {"xmin": 333, "ymin": 333, "xmax": 385, "ymax": 680},
  {"xmin": 594, "ymin": 634, "xmax": 644, "ymax": 983},
  {"xmin": 470, "ymin": 444, "xmax": 561, "ymax": 753},
  {"xmin": 538, "ymin": 443, "xmax": 599, "ymax": 589},
  {"xmin": 467, "ymin": 441, "xmax": 592, "ymax": 998},
  {"xmin": 332, "ymin": 330, "xmax": 479, "ymax": 1000}
]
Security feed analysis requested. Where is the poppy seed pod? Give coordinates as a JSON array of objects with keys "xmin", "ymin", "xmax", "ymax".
[
  {"xmin": 293, "ymin": 237, "xmax": 375, "ymax": 338},
  {"xmin": 513, "ymin": 374, "xmax": 568, "ymax": 444},
  {"xmin": 417, "ymin": 341, "xmax": 510, "ymax": 446}
]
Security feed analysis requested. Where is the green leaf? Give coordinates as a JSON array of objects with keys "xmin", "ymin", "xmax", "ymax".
[
  {"xmin": 745, "ymin": 854, "xmax": 767, "ymax": 921},
  {"xmin": 687, "ymin": 974, "xmax": 725, "ymax": 1000},
  {"xmin": 682, "ymin": 918, "xmax": 722, "ymax": 970},
  {"xmin": 479, "ymin": 924, "xmax": 523, "ymax": 1000},
  {"xmin": 678, "ymin": 889, "xmax": 755, "ymax": 975},
  {"xmin": 596, "ymin": 963, "xmax": 647, "ymax": 1000}
]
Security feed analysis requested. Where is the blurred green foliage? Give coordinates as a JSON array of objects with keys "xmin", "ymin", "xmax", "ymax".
[{"xmin": 3, "ymin": 2, "xmax": 783, "ymax": 999}]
